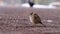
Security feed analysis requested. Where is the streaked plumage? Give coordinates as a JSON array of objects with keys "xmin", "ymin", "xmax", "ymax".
[{"xmin": 29, "ymin": 12, "xmax": 46, "ymax": 26}]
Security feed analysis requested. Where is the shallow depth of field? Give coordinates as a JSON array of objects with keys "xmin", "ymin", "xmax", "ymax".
[{"xmin": 0, "ymin": 0, "xmax": 60, "ymax": 34}]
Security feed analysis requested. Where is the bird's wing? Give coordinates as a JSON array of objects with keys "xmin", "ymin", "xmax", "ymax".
[
  {"xmin": 34, "ymin": 14, "xmax": 46, "ymax": 26},
  {"xmin": 34, "ymin": 14, "xmax": 42, "ymax": 23}
]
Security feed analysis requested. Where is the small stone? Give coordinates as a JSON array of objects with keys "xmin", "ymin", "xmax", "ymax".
[
  {"xmin": 47, "ymin": 20, "xmax": 53, "ymax": 22},
  {"xmin": 16, "ymin": 20, "xmax": 19, "ymax": 22}
]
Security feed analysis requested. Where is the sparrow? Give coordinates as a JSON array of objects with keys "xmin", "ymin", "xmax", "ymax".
[{"xmin": 29, "ymin": 12, "xmax": 46, "ymax": 26}]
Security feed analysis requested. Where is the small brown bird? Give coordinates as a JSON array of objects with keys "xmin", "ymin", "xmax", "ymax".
[{"xmin": 29, "ymin": 12, "xmax": 46, "ymax": 26}]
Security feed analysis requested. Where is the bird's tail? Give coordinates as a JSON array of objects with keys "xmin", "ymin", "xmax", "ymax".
[
  {"xmin": 40, "ymin": 22, "xmax": 46, "ymax": 27},
  {"xmin": 42, "ymin": 23, "xmax": 46, "ymax": 27}
]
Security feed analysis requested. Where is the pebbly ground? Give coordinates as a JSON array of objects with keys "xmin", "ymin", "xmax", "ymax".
[{"xmin": 0, "ymin": 7, "xmax": 60, "ymax": 34}]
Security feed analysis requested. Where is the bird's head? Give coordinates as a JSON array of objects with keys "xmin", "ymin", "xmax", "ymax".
[{"xmin": 30, "ymin": 12, "xmax": 33, "ymax": 15}]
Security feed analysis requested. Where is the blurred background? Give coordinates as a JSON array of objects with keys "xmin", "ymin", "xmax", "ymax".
[
  {"xmin": 0, "ymin": 0, "xmax": 60, "ymax": 8},
  {"xmin": 0, "ymin": 0, "xmax": 60, "ymax": 33}
]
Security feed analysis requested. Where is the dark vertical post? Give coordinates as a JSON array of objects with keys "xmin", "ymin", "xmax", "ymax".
[{"xmin": 28, "ymin": 0, "xmax": 35, "ymax": 7}]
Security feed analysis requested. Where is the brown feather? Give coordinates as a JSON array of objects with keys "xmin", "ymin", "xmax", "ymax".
[{"xmin": 29, "ymin": 12, "xmax": 46, "ymax": 27}]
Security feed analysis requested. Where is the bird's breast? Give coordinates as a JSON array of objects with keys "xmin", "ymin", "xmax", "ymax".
[{"xmin": 29, "ymin": 15, "xmax": 34, "ymax": 23}]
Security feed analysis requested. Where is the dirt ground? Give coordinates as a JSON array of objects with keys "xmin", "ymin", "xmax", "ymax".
[{"xmin": 0, "ymin": 7, "xmax": 60, "ymax": 34}]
